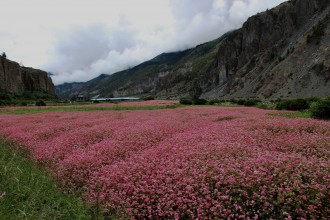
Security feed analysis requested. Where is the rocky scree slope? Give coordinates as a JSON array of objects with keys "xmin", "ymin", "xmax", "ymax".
[
  {"xmin": 0, "ymin": 55, "xmax": 55, "ymax": 95},
  {"xmin": 56, "ymin": 0, "xmax": 330, "ymax": 99},
  {"xmin": 204, "ymin": 0, "xmax": 330, "ymax": 99}
]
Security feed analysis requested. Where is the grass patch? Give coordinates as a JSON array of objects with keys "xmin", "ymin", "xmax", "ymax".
[
  {"xmin": 0, "ymin": 138, "xmax": 90, "ymax": 219},
  {"xmin": 269, "ymin": 111, "xmax": 312, "ymax": 119},
  {"xmin": 0, "ymin": 104, "xmax": 179, "ymax": 114}
]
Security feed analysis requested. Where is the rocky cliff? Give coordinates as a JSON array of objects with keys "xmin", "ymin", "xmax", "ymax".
[
  {"xmin": 56, "ymin": 0, "xmax": 330, "ymax": 99},
  {"xmin": 0, "ymin": 56, "xmax": 55, "ymax": 95},
  {"xmin": 204, "ymin": 0, "xmax": 330, "ymax": 98}
]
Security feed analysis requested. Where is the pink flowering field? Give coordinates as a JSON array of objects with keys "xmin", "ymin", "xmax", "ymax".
[
  {"xmin": 0, "ymin": 100, "xmax": 178, "ymax": 111},
  {"xmin": 0, "ymin": 106, "xmax": 329, "ymax": 219}
]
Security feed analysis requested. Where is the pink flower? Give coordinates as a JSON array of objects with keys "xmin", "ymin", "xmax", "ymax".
[{"xmin": 0, "ymin": 106, "xmax": 329, "ymax": 218}]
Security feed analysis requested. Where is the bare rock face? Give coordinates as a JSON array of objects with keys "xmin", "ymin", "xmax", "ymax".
[
  {"xmin": 204, "ymin": 0, "xmax": 330, "ymax": 98},
  {"xmin": 0, "ymin": 56, "xmax": 55, "ymax": 95},
  {"xmin": 0, "ymin": 57, "xmax": 24, "ymax": 94}
]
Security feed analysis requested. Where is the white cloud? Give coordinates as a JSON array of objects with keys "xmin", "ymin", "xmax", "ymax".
[{"xmin": 0, "ymin": 0, "xmax": 286, "ymax": 85}]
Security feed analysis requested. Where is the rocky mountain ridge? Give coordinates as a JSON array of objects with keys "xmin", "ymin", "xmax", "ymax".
[
  {"xmin": 203, "ymin": 0, "xmax": 330, "ymax": 98},
  {"xmin": 0, "ymin": 55, "xmax": 55, "ymax": 95},
  {"xmin": 56, "ymin": 0, "xmax": 330, "ymax": 99}
]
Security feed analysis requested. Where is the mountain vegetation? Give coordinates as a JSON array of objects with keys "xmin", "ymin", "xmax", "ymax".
[{"xmin": 56, "ymin": 0, "xmax": 330, "ymax": 100}]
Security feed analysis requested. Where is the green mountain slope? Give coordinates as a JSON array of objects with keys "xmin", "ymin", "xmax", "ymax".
[
  {"xmin": 56, "ymin": 36, "xmax": 225, "ymax": 99},
  {"xmin": 56, "ymin": 0, "xmax": 330, "ymax": 99}
]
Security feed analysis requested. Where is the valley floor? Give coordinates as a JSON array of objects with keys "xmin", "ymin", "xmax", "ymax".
[{"xmin": 0, "ymin": 102, "xmax": 329, "ymax": 219}]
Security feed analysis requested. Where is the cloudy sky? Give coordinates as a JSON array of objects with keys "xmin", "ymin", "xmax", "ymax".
[{"xmin": 1, "ymin": 0, "xmax": 286, "ymax": 85}]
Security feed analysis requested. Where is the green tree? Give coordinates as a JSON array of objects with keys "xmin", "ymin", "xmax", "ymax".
[{"xmin": 189, "ymin": 80, "xmax": 202, "ymax": 102}]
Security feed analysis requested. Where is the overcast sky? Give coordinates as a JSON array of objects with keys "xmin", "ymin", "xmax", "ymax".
[{"xmin": 1, "ymin": 0, "xmax": 286, "ymax": 85}]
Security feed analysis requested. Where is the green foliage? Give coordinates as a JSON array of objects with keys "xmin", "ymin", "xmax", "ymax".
[
  {"xmin": 275, "ymin": 99, "xmax": 309, "ymax": 111},
  {"xmin": 142, "ymin": 96, "xmax": 155, "ymax": 101},
  {"xmin": 0, "ymin": 91, "xmax": 58, "ymax": 106},
  {"xmin": 257, "ymin": 103, "xmax": 270, "ymax": 109},
  {"xmin": 0, "ymin": 91, "xmax": 13, "ymax": 101},
  {"xmin": 35, "ymin": 100, "xmax": 46, "ymax": 106},
  {"xmin": 193, "ymin": 98, "xmax": 208, "ymax": 105},
  {"xmin": 93, "ymin": 100, "xmax": 100, "ymax": 104},
  {"xmin": 269, "ymin": 111, "xmax": 312, "ymax": 119},
  {"xmin": 0, "ymin": 138, "xmax": 90, "ymax": 219},
  {"xmin": 305, "ymin": 96, "xmax": 321, "ymax": 105},
  {"xmin": 22, "ymin": 91, "xmax": 57, "ymax": 100},
  {"xmin": 180, "ymin": 98, "xmax": 208, "ymax": 105},
  {"xmin": 208, "ymin": 99, "xmax": 227, "ymax": 105},
  {"xmin": 180, "ymin": 97, "xmax": 193, "ymax": 105},
  {"xmin": 189, "ymin": 80, "xmax": 203, "ymax": 101},
  {"xmin": 230, "ymin": 98, "xmax": 261, "ymax": 106},
  {"xmin": 208, "ymin": 100, "xmax": 216, "ymax": 105},
  {"xmin": 0, "ymin": 91, "xmax": 14, "ymax": 106},
  {"xmin": 241, "ymin": 99, "xmax": 261, "ymax": 106},
  {"xmin": 70, "ymin": 96, "xmax": 77, "ymax": 102},
  {"xmin": 310, "ymin": 97, "xmax": 330, "ymax": 120}
]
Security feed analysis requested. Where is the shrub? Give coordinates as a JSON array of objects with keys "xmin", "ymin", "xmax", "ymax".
[
  {"xmin": 35, "ymin": 100, "xmax": 46, "ymax": 106},
  {"xmin": 310, "ymin": 98, "xmax": 330, "ymax": 120},
  {"xmin": 0, "ymin": 100, "xmax": 12, "ymax": 106},
  {"xmin": 257, "ymin": 103, "xmax": 270, "ymax": 109},
  {"xmin": 234, "ymin": 99, "xmax": 261, "ymax": 106},
  {"xmin": 306, "ymin": 97, "xmax": 321, "ymax": 105},
  {"xmin": 230, "ymin": 98, "xmax": 238, "ymax": 104},
  {"xmin": 209, "ymin": 99, "xmax": 224, "ymax": 105},
  {"xmin": 218, "ymin": 99, "xmax": 227, "ymax": 103},
  {"xmin": 244, "ymin": 99, "xmax": 261, "ymax": 106},
  {"xmin": 275, "ymin": 99, "xmax": 309, "ymax": 111},
  {"xmin": 194, "ymin": 98, "xmax": 208, "ymax": 105},
  {"xmin": 0, "ymin": 92, "xmax": 12, "ymax": 101},
  {"xmin": 142, "ymin": 96, "xmax": 155, "ymax": 101},
  {"xmin": 208, "ymin": 100, "xmax": 215, "ymax": 105},
  {"xmin": 189, "ymin": 80, "xmax": 202, "ymax": 101},
  {"xmin": 109, "ymin": 100, "xmax": 120, "ymax": 104},
  {"xmin": 20, "ymin": 102, "xmax": 28, "ymax": 106},
  {"xmin": 179, "ymin": 98, "xmax": 193, "ymax": 105},
  {"xmin": 93, "ymin": 100, "xmax": 100, "ymax": 104},
  {"xmin": 236, "ymin": 99, "xmax": 245, "ymax": 105}
]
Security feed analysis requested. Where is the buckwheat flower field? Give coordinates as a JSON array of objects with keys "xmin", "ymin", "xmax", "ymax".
[{"xmin": 0, "ymin": 105, "xmax": 329, "ymax": 219}]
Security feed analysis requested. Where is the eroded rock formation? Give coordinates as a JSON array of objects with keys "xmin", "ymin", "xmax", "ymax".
[
  {"xmin": 204, "ymin": 0, "xmax": 330, "ymax": 98},
  {"xmin": 0, "ymin": 56, "xmax": 55, "ymax": 95}
]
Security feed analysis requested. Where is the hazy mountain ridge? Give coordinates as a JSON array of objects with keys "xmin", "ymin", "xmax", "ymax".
[{"xmin": 56, "ymin": 0, "xmax": 330, "ymax": 99}]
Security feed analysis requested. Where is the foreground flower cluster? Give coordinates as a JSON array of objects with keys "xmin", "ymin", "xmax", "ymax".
[{"xmin": 0, "ymin": 106, "xmax": 329, "ymax": 219}]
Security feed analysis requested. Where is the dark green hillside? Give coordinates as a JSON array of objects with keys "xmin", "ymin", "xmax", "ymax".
[{"xmin": 56, "ymin": 36, "xmax": 225, "ymax": 99}]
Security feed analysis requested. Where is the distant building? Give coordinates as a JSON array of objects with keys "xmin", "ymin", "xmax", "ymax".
[{"xmin": 90, "ymin": 97, "xmax": 140, "ymax": 102}]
